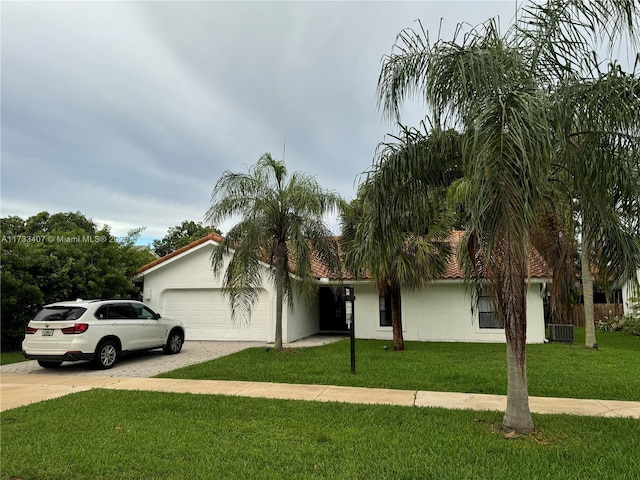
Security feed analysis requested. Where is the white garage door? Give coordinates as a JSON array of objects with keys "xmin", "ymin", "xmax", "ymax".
[{"xmin": 161, "ymin": 288, "xmax": 270, "ymax": 341}]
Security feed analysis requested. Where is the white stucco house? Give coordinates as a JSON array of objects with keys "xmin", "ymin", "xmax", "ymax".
[
  {"xmin": 621, "ymin": 268, "xmax": 640, "ymax": 315},
  {"xmin": 134, "ymin": 231, "xmax": 550, "ymax": 344}
]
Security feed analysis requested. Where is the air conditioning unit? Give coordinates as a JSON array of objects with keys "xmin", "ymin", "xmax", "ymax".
[{"xmin": 548, "ymin": 324, "xmax": 574, "ymax": 343}]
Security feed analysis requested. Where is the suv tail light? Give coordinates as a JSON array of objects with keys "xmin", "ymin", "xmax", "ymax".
[
  {"xmin": 61, "ymin": 323, "xmax": 89, "ymax": 334},
  {"xmin": 25, "ymin": 326, "xmax": 38, "ymax": 334}
]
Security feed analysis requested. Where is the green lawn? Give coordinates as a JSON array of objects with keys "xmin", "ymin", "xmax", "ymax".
[
  {"xmin": 0, "ymin": 350, "xmax": 26, "ymax": 365},
  {"xmin": 2, "ymin": 389, "xmax": 639, "ymax": 480},
  {"xmin": 159, "ymin": 329, "xmax": 640, "ymax": 401}
]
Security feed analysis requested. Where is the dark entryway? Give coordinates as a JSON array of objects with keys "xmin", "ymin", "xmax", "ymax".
[{"xmin": 318, "ymin": 286, "xmax": 348, "ymax": 332}]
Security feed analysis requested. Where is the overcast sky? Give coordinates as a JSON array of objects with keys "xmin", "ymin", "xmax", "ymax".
[{"xmin": 2, "ymin": 1, "xmax": 520, "ymax": 244}]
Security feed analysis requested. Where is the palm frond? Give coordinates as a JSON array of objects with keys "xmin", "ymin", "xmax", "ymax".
[
  {"xmin": 210, "ymin": 220, "xmax": 266, "ymax": 323},
  {"xmin": 207, "ymin": 152, "xmax": 344, "ymax": 332},
  {"xmin": 517, "ymin": 0, "xmax": 640, "ymax": 79}
]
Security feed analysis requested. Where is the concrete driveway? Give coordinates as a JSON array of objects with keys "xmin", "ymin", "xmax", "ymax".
[
  {"xmin": 0, "ymin": 335, "xmax": 346, "ymax": 379},
  {"xmin": 1, "ymin": 336, "xmax": 350, "ymax": 411},
  {"xmin": 0, "ymin": 341, "xmax": 265, "ymax": 378}
]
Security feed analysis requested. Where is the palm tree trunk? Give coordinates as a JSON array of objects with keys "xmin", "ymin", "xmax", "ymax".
[
  {"xmin": 498, "ymin": 234, "xmax": 534, "ymax": 434},
  {"xmin": 581, "ymin": 236, "xmax": 597, "ymax": 349},
  {"xmin": 504, "ymin": 340, "xmax": 533, "ymax": 433},
  {"xmin": 274, "ymin": 241, "xmax": 286, "ymax": 351},
  {"xmin": 390, "ymin": 286, "xmax": 404, "ymax": 351}
]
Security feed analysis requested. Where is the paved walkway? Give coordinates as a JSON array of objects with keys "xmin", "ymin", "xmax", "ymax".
[
  {"xmin": 2, "ymin": 337, "xmax": 639, "ymax": 418},
  {"xmin": 2, "ymin": 374, "xmax": 639, "ymax": 418}
]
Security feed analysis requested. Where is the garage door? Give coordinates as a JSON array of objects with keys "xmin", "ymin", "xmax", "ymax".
[{"xmin": 161, "ymin": 288, "xmax": 270, "ymax": 341}]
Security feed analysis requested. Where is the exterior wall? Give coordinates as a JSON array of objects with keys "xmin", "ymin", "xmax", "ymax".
[
  {"xmin": 354, "ymin": 280, "xmax": 547, "ymax": 344},
  {"xmin": 140, "ymin": 242, "xmax": 275, "ymax": 342},
  {"xmin": 621, "ymin": 269, "xmax": 640, "ymax": 315},
  {"xmin": 347, "ymin": 282, "xmax": 386, "ymax": 340},
  {"xmin": 139, "ymin": 239, "xmax": 547, "ymax": 344},
  {"xmin": 285, "ymin": 287, "xmax": 320, "ymax": 343},
  {"xmin": 524, "ymin": 283, "xmax": 546, "ymax": 343}
]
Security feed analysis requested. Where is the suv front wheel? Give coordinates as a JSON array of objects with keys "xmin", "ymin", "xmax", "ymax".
[
  {"xmin": 94, "ymin": 340, "xmax": 119, "ymax": 369},
  {"xmin": 163, "ymin": 329, "xmax": 184, "ymax": 355}
]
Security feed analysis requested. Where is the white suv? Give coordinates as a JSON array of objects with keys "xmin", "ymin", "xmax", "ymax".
[{"xmin": 22, "ymin": 299, "xmax": 185, "ymax": 369}]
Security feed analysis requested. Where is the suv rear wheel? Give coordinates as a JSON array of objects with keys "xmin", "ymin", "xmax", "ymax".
[{"xmin": 93, "ymin": 340, "xmax": 119, "ymax": 369}]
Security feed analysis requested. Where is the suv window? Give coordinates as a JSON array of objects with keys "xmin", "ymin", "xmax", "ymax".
[
  {"xmin": 131, "ymin": 303, "xmax": 157, "ymax": 319},
  {"xmin": 95, "ymin": 304, "xmax": 138, "ymax": 320},
  {"xmin": 34, "ymin": 307, "xmax": 87, "ymax": 322},
  {"xmin": 108, "ymin": 304, "xmax": 137, "ymax": 319}
]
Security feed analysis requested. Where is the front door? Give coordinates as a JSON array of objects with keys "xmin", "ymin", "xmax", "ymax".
[{"xmin": 318, "ymin": 287, "xmax": 348, "ymax": 332}]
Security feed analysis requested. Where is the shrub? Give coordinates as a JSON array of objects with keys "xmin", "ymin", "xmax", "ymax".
[
  {"xmin": 596, "ymin": 315, "xmax": 627, "ymax": 332},
  {"xmin": 597, "ymin": 314, "xmax": 640, "ymax": 336},
  {"xmin": 622, "ymin": 317, "xmax": 640, "ymax": 336}
]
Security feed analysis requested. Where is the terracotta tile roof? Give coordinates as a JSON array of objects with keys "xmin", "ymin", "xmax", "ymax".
[
  {"xmin": 442, "ymin": 230, "xmax": 550, "ymax": 279},
  {"xmin": 304, "ymin": 236, "xmax": 352, "ymax": 280},
  {"xmin": 135, "ymin": 230, "xmax": 550, "ymax": 280},
  {"xmin": 442, "ymin": 230, "xmax": 466, "ymax": 279},
  {"xmin": 528, "ymin": 248, "xmax": 551, "ymax": 278}
]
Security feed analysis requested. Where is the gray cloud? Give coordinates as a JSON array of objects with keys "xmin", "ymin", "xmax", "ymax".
[{"xmin": 2, "ymin": 1, "xmax": 518, "ymax": 243}]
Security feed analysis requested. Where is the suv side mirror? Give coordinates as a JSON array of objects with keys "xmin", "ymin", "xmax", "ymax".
[{"xmin": 154, "ymin": 313, "xmax": 162, "ymax": 320}]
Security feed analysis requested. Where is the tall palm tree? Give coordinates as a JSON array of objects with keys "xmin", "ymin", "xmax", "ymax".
[
  {"xmin": 551, "ymin": 66, "xmax": 640, "ymax": 347},
  {"xmin": 377, "ymin": 1, "xmax": 639, "ymax": 433},
  {"xmin": 341, "ymin": 125, "xmax": 459, "ymax": 351},
  {"xmin": 205, "ymin": 153, "xmax": 343, "ymax": 350}
]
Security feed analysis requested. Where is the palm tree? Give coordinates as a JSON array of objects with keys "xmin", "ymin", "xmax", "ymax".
[
  {"xmin": 376, "ymin": 1, "xmax": 639, "ymax": 433},
  {"xmin": 205, "ymin": 153, "xmax": 343, "ymax": 350},
  {"xmin": 530, "ymin": 205, "xmax": 578, "ymax": 326},
  {"xmin": 551, "ymin": 66, "xmax": 640, "ymax": 347},
  {"xmin": 341, "ymin": 125, "xmax": 459, "ymax": 350}
]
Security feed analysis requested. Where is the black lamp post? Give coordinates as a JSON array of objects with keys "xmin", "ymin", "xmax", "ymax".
[{"xmin": 344, "ymin": 286, "xmax": 356, "ymax": 374}]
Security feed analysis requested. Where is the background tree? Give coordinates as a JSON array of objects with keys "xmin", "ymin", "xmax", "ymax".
[
  {"xmin": 0, "ymin": 212, "xmax": 155, "ymax": 350},
  {"xmin": 530, "ymin": 205, "xmax": 578, "ymax": 326},
  {"xmin": 152, "ymin": 220, "xmax": 221, "ymax": 257},
  {"xmin": 341, "ymin": 125, "xmax": 460, "ymax": 350},
  {"xmin": 1, "ymin": 217, "xmax": 43, "ymax": 350},
  {"xmin": 205, "ymin": 153, "xmax": 343, "ymax": 350},
  {"xmin": 550, "ymin": 66, "xmax": 640, "ymax": 347},
  {"xmin": 376, "ymin": 0, "xmax": 639, "ymax": 433}
]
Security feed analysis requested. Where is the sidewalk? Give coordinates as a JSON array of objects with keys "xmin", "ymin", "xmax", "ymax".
[{"xmin": 2, "ymin": 373, "xmax": 639, "ymax": 418}]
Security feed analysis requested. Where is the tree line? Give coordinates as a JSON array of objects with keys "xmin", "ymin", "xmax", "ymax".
[{"xmin": 0, "ymin": 213, "xmax": 216, "ymax": 350}]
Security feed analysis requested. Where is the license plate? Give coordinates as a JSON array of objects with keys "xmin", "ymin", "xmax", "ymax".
[{"xmin": 42, "ymin": 329, "xmax": 54, "ymax": 336}]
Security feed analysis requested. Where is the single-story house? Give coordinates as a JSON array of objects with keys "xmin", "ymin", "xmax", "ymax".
[
  {"xmin": 133, "ymin": 231, "xmax": 550, "ymax": 344},
  {"xmin": 621, "ymin": 268, "xmax": 640, "ymax": 315}
]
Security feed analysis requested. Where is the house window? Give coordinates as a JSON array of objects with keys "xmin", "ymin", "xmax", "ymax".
[
  {"xmin": 379, "ymin": 295, "xmax": 392, "ymax": 327},
  {"xmin": 478, "ymin": 292, "xmax": 503, "ymax": 329}
]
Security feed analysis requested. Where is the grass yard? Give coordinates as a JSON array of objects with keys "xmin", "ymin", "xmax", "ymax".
[
  {"xmin": 0, "ymin": 350, "xmax": 26, "ymax": 365},
  {"xmin": 159, "ymin": 329, "xmax": 640, "ymax": 401},
  {"xmin": 2, "ymin": 389, "xmax": 639, "ymax": 480}
]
